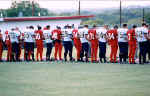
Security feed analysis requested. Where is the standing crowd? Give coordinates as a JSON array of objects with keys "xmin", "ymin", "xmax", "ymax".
[{"xmin": 0, "ymin": 23, "xmax": 150, "ymax": 64}]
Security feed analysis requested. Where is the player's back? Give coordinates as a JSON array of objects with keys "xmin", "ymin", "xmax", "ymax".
[
  {"xmin": 117, "ymin": 28, "xmax": 128, "ymax": 42},
  {"xmin": 35, "ymin": 30, "xmax": 43, "ymax": 44},
  {"xmin": 24, "ymin": 29, "xmax": 35, "ymax": 43},
  {"xmin": 43, "ymin": 29, "xmax": 52, "ymax": 43},
  {"xmin": 107, "ymin": 29, "xmax": 118, "ymax": 44},
  {"xmin": 97, "ymin": 28, "xmax": 107, "ymax": 42},
  {"xmin": 9, "ymin": 30, "xmax": 19, "ymax": 43}
]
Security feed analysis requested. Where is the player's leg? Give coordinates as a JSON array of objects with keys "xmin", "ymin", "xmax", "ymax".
[
  {"xmin": 25, "ymin": 42, "xmax": 29, "ymax": 61},
  {"xmin": 18, "ymin": 43, "xmax": 22, "ymax": 60},
  {"xmin": 31, "ymin": 43, "xmax": 35, "ymax": 61},
  {"xmin": 49, "ymin": 43, "xmax": 53, "ymax": 61},
  {"xmin": 8, "ymin": 44, "xmax": 12, "ymax": 61},
  {"xmin": 119, "ymin": 42, "xmax": 123, "ymax": 64},
  {"xmin": 46, "ymin": 43, "xmax": 50, "ymax": 61},
  {"xmin": 139, "ymin": 42, "xmax": 142, "ymax": 64},
  {"xmin": 68, "ymin": 41, "xmax": 73, "ymax": 61},
  {"xmin": 132, "ymin": 45, "xmax": 136, "ymax": 64},
  {"xmin": 84, "ymin": 43, "xmax": 89, "ymax": 62},
  {"xmin": 63, "ymin": 41, "xmax": 69, "ymax": 61},
  {"xmin": 15, "ymin": 42, "xmax": 20, "ymax": 61},
  {"xmin": 58, "ymin": 43, "xmax": 62, "ymax": 60},
  {"xmin": 39, "ymin": 44, "xmax": 43, "ymax": 61},
  {"xmin": 94, "ymin": 43, "xmax": 98, "ymax": 62},
  {"xmin": 36, "ymin": 45, "xmax": 39, "ymax": 61},
  {"xmin": 80, "ymin": 43, "xmax": 84, "ymax": 62},
  {"xmin": 54, "ymin": 42, "xmax": 58, "ymax": 60},
  {"xmin": 114, "ymin": 44, "xmax": 118, "ymax": 63},
  {"xmin": 129, "ymin": 44, "xmax": 132, "ymax": 64},
  {"xmin": 103, "ymin": 42, "xmax": 107, "ymax": 63},
  {"xmin": 90, "ymin": 42, "xmax": 94, "ymax": 62},
  {"xmin": 0, "ymin": 42, "xmax": 3, "ymax": 61},
  {"xmin": 143, "ymin": 42, "xmax": 147, "ymax": 63},
  {"xmin": 123, "ymin": 42, "xmax": 128, "ymax": 63}
]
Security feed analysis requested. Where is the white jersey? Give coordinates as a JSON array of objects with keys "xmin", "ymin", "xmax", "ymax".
[
  {"xmin": 63, "ymin": 28, "xmax": 73, "ymax": 41},
  {"xmin": 117, "ymin": 28, "xmax": 128, "ymax": 42},
  {"xmin": 8, "ymin": 30, "xmax": 20, "ymax": 43},
  {"xmin": 136, "ymin": 27, "xmax": 148, "ymax": 42},
  {"xmin": 97, "ymin": 28, "xmax": 107, "ymax": 42},
  {"xmin": 79, "ymin": 28, "xmax": 89, "ymax": 43},
  {"xmin": 23, "ymin": 29, "xmax": 35, "ymax": 43},
  {"xmin": 43, "ymin": 29, "xmax": 52, "ymax": 43}
]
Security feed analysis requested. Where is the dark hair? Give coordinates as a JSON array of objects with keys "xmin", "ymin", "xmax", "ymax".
[
  {"xmin": 123, "ymin": 24, "xmax": 127, "ymax": 27},
  {"xmin": 93, "ymin": 24, "xmax": 97, "ymax": 28},
  {"xmin": 46, "ymin": 25, "xmax": 50, "ymax": 29},
  {"xmin": 114, "ymin": 25, "xmax": 118, "ymax": 29},
  {"xmin": 37, "ymin": 26, "xmax": 42, "ymax": 30},
  {"xmin": 84, "ymin": 25, "xmax": 88, "ymax": 28},
  {"xmin": 29, "ymin": 26, "xmax": 34, "ymax": 29},
  {"xmin": 132, "ymin": 25, "xmax": 137, "ymax": 28},
  {"xmin": 142, "ymin": 23, "xmax": 146, "ymax": 26}
]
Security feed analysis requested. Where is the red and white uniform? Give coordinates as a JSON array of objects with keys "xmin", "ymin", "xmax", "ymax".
[
  {"xmin": 72, "ymin": 29, "xmax": 82, "ymax": 60},
  {"xmin": 107, "ymin": 29, "xmax": 118, "ymax": 63},
  {"xmin": 88, "ymin": 28, "xmax": 98, "ymax": 62},
  {"xmin": 0, "ymin": 31, "xmax": 3, "ymax": 61},
  {"xmin": 35, "ymin": 30, "xmax": 44, "ymax": 61},
  {"xmin": 4, "ymin": 31, "xmax": 12, "ymax": 61},
  {"xmin": 127, "ymin": 29, "xmax": 137, "ymax": 63},
  {"xmin": 52, "ymin": 29, "xmax": 62, "ymax": 60}
]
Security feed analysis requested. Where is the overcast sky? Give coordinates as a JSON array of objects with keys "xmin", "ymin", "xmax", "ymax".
[{"xmin": 0, "ymin": 0, "xmax": 150, "ymax": 11}]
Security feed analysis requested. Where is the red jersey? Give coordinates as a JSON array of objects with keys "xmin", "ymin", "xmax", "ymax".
[
  {"xmin": 127, "ymin": 29, "xmax": 136, "ymax": 43},
  {"xmin": 72, "ymin": 29, "xmax": 81, "ymax": 43},
  {"xmin": 35, "ymin": 30, "xmax": 43, "ymax": 44},
  {"xmin": 5, "ymin": 31, "xmax": 11, "ymax": 44},
  {"xmin": 107, "ymin": 29, "xmax": 118, "ymax": 45},
  {"xmin": 52, "ymin": 29, "xmax": 62, "ymax": 40},
  {"xmin": 88, "ymin": 29, "xmax": 98, "ymax": 43}
]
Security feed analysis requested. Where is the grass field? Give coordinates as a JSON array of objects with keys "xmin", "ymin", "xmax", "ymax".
[{"xmin": 0, "ymin": 62, "xmax": 150, "ymax": 96}]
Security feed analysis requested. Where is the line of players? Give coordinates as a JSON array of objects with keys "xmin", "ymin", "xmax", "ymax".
[{"xmin": 0, "ymin": 23, "xmax": 150, "ymax": 64}]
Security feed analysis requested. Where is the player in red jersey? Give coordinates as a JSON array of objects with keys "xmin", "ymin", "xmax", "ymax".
[
  {"xmin": 72, "ymin": 27, "xmax": 82, "ymax": 61},
  {"xmin": 0, "ymin": 30, "xmax": 3, "ymax": 62},
  {"xmin": 127, "ymin": 25, "xmax": 137, "ymax": 64},
  {"xmin": 88, "ymin": 25, "xmax": 99, "ymax": 63},
  {"xmin": 35, "ymin": 26, "xmax": 44, "ymax": 61},
  {"xmin": 107, "ymin": 25, "xmax": 118, "ymax": 63},
  {"xmin": 4, "ymin": 30, "xmax": 12, "ymax": 61},
  {"xmin": 52, "ymin": 27, "xmax": 63, "ymax": 61},
  {"xmin": 146, "ymin": 25, "xmax": 150, "ymax": 62}
]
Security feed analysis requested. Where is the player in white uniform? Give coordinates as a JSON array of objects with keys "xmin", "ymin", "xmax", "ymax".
[
  {"xmin": 136, "ymin": 23, "xmax": 148, "ymax": 64},
  {"xmin": 23, "ymin": 26, "xmax": 35, "ymax": 61},
  {"xmin": 97, "ymin": 25, "xmax": 108, "ymax": 63},
  {"xmin": 79, "ymin": 25, "xmax": 89, "ymax": 62},
  {"xmin": 43, "ymin": 25, "xmax": 53, "ymax": 61},
  {"xmin": 117, "ymin": 24, "xmax": 128, "ymax": 64},
  {"xmin": 8, "ymin": 28, "xmax": 20, "ymax": 61},
  {"xmin": 62, "ymin": 25, "xmax": 73, "ymax": 61}
]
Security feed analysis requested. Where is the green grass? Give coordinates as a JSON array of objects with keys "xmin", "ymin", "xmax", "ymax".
[{"xmin": 0, "ymin": 62, "xmax": 150, "ymax": 96}]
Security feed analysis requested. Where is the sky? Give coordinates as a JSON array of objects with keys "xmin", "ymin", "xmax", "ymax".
[{"xmin": 0, "ymin": 0, "xmax": 150, "ymax": 12}]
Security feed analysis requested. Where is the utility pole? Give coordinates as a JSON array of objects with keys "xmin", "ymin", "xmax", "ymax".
[
  {"xmin": 142, "ymin": 8, "xmax": 145, "ymax": 23},
  {"xmin": 78, "ymin": 0, "xmax": 81, "ymax": 16},
  {"xmin": 120, "ymin": 0, "xmax": 122, "ymax": 27},
  {"xmin": 32, "ymin": 1, "xmax": 34, "ymax": 16}
]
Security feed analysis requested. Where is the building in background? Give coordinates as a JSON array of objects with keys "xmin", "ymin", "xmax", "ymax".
[{"xmin": 0, "ymin": 15, "xmax": 94, "ymax": 32}]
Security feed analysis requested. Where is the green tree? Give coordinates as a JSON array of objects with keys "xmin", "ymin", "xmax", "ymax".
[{"xmin": 4, "ymin": 1, "xmax": 54, "ymax": 17}]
